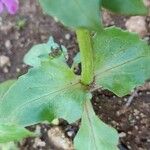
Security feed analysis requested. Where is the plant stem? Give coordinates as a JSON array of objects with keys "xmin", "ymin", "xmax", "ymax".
[{"xmin": 76, "ymin": 28, "xmax": 94, "ymax": 85}]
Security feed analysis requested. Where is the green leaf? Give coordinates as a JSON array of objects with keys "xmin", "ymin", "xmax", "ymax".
[
  {"xmin": 0, "ymin": 124, "xmax": 33, "ymax": 143},
  {"xmin": 102, "ymin": 0, "xmax": 148, "ymax": 15},
  {"xmin": 0, "ymin": 80, "xmax": 34, "ymax": 143},
  {"xmin": 74, "ymin": 99, "xmax": 119, "ymax": 150},
  {"xmin": 0, "ymin": 80, "xmax": 16, "ymax": 101},
  {"xmin": 39, "ymin": 0, "xmax": 102, "ymax": 31},
  {"xmin": 0, "ymin": 59, "xmax": 88, "ymax": 126},
  {"xmin": 93, "ymin": 27, "xmax": 150, "ymax": 96},
  {"xmin": 24, "ymin": 37, "xmax": 60, "ymax": 67},
  {"xmin": 24, "ymin": 37, "xmax": 68, "ymax": 67}
]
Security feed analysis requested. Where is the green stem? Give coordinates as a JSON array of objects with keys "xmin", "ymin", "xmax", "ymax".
[{"xmin": 76, "ymin": 28, "xmax": 94, "ymax": 85}]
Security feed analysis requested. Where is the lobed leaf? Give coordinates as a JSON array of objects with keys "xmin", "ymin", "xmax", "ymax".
[
  {"xmin": 74, "ymin": 99, "xmax": 119, "ymax": 150},
  {"xmin": 93, "ymin": 27, "xmax": 150, "ymax": 96},
  {"xmin": 24, "ymin": 37, "xmax": 61, "ymax": 67},
  {"xmin": 0, "ymin": 59, "xmax": 88, "ymax": 126},
  {"xmin": 39, "ymin": 0, "xmax": 102, "ymax": 31},
  {"xmin": 102, "ymin": 0, "xmax": 148, "ymax": 15}
]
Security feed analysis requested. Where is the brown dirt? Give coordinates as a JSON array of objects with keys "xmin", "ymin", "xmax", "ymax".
[{"xmin": 0, "ymin": 1, "xmax": 150, "ymax": 150}]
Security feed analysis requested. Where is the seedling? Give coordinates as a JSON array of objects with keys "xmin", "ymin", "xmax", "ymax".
[
  {"xmin": 0, "ymin": 0, "xmax": 150, "ymax": 149},
  {"xmin": 16, "ymin": 18, "xmax": 27, "ymax": 30}
]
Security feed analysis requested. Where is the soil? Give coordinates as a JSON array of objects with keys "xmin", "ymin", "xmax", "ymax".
[{"xmin": 0, "ymin": 1, "xmax": 150, "ymax": 150}]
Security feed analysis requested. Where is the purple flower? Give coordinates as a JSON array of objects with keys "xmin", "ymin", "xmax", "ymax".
[{"xmin": 0, "ymin": 0, "xmax": 19, "ymax": 14}]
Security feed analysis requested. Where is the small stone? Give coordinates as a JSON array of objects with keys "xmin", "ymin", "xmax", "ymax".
[
  {"xmin": 0, "ymin": 55, "xmax": 10, "ymax": 68},
  {"xmin": 140, "ymin": 113, "xmax": 145, "ymax": 118},
  {"xmin": 102, "ymin": 9, "xmax": 114, "ymax": 26},
  {"xmin": 3, "ymin": 67, "xmax": 9, "ymax": 73},
  {"xmin": 133, "ymin": 109, "xmax": 139, "ymax": 115},
  {"xmin": 116, "ymin": 111, "xmax": 121, "ymax": 116},
  {"xmin": 127, "ymin": 131, "xmax": 132, "ymax": 135},
  {"xmin": 59, "ymin": 39, "xmax": 63, "ymax": 43},
  {"xmin": 16, "ymin": 68, "xmax": 21, "ymax": 73},
  {"xmin": 147, "ymin": 139, "xmax": 150, "ymax": 142},
  {"xmin": 119, "ymin": 132, "xmax": 126, "ymax": 138},
  {"xmin": 66, "ymin": 131, "xmax": 74, "ymax": 138},
  {"xmin": 48, "ymin": 127, "xmax": 73, "ymax": 150},
  {"xmin": 135, "ymin": 125, "xmax": 138, "ymax": 130},
  {"xmin": 123, "ymin": 98, "xmax": 128, "ymax": 102},
  {"xmin": 5, "ymin": 40, "xmax": 12, "ymax": 49},
  {"xmin": 113, "ymin": 95, "xmax": 116, "ymax": 99},
  {"xmin": 125, "ymin": 16, "xmax": 147, "ymax": 37},
  {"xmin": 15, "ymin": 32, "xmax": 20, "ymax": 40},
  {"xmin": 22, "ymin": 64, "xmax": 27, "ymax": 68},
  {"xmin": 135, "ymin": 115, "xmax": 140, "ymax": 119},
  {"xmin": 65, "ymin": 34, "xmax": 71, "ymax": 40},
  {"xmin": 33, "ymin": 138, "xmax": 46, "ymax": 148},
  {"xmin": 146, "ymin": 91, "xmax": 150, "ymax": 95},
  {"xmin": 128, "ymin": 145, "xmax": 132, "ymax": 150}
]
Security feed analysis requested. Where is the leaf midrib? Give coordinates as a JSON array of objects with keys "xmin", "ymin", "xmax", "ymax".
[
  {"xmin": 95, "ymin": 55, "xmax": 146, "ymax": 79},
  {"xmin": 85, "ymin": 101, "xmax": 98, "ymax": 150},
  {"xmin": 1, "ymin": 80, "xmax": 80, "ymax": 120}
]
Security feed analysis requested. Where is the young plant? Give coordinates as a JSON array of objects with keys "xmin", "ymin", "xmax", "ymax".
[{"xmin": 0, "ymin": 0, "xmax": 150, "ymax": 149}]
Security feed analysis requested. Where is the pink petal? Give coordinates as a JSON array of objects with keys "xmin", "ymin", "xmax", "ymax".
[
  {"xmin": 0, "ymin": 1, "xmax": 4, "ymax": 13},
  {"xmin": 2, "ymin": 0, "xmax": 19, "ymax": 14}
]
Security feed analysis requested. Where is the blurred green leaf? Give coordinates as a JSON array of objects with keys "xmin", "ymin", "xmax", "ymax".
[
  {"xmin": 0, "ymin": 80, "xmax": 34, "ymax": 143},
  {"xmin": 39, "ymin": 0, "xmax": 102, "ymax": 30},
  {"xmin": 102, "ymin": 0, "xmax": 148, "ymax": 15},
  {"xmin": 0, "ymin": 124, "xmax": 33, "ymax": 143},
  {"xmin": 0, "ymin": 142, "xmax": 18, "ymax": 150},
  {"xmin": 93, "ymin": 27, "xmax": 150, "ymax": 96},
  {"xmin": 74, "ymin": 99, "xmax": 119, "ymax": 150},
  {"xmin": 0, "ymin": 80, "xmax": 16, "ymax": 101}
]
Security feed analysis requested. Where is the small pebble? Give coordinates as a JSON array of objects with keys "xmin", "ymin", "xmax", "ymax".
[
  {"xmin": 119, "ymin": 132, "xmax": 126, "ymax": 138},
  {"xmin": 127, "ymin": 131, "xmax": 132, "ymax": 135},
  {"xmin": 123, "ymin": 98, "xmax": 128, "ymax": 102},
  {"xmin": 33, "ymin": 138, "xmax": 46, "ymax": 148},
  {"xmin": 135, "ymin": 125, "xmax": 139, "ymax": 130},
  {"xmin": 140, "ymin": 113, "xmax": 145, "ymax": 118},
  {"xmin": 102, "ymin": 9, "xmax": 114, "ymax": 26},
  {"xmin": 3, "ymin": 67, "xmax": 9, "ymax": 73},
  {"xmin": 146, "ymin": 91, "xmax": 150, "ymax": 95},
  {"xmin": 16, "ymin": 67, "xmax": 21, "ymax": 73},
  {"xmin": 65, "ymin": 33, "xmax": 71, "ymax": 40},
  {"xmin": 48, "ymin": 127, "xmax": 73, "ymax": 150},
  {"xmin": 135, "ymin": 116, "xmax": 140, "ymax": 120},
  {"xmin": 5, "ymin": 40, "xmax": 12, "ymax": 49},
  {"xmin": 125, "ymin": 16, "xmax": 147, "ymax": 37},
  {"xmin": 0, "ymin": 55, "xmax": 11, "ymax": 68},
  {"xmin": 133, "ymin": 109, "xmax": 139, "ymax": 115}
]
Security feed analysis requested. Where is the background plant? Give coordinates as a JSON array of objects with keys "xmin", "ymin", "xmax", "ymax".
[{"xmin": 0, "ymin": 0, "xmax": 150, "ymax": 149}]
